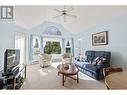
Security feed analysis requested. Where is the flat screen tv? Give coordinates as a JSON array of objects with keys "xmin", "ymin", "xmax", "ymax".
[{"xmin": 4, "ymin": 49, "xmax": 20, "ymax": 75}]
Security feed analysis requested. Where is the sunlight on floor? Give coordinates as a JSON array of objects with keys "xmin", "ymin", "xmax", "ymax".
[
  {"xmin": 38, "ymin": 69, "xmax": 47, "ymax": 77},
  {"xmin": 51, "ymin": 61, "xmax": 96, "ymax": 81},
  {"xmin": 51, "ymin": 61, "xmax": 62, "ymax": 68},
  {"xmin": 79, "ymin": 72, "xmax": 96, "ymax": 81}
]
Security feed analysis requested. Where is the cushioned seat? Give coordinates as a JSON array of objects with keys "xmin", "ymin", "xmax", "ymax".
[
  {"xmin": 38, "ymin": 54, "xmax": 52, "ymax": 68},
  {"xmin": 85, "ymin": 64, "xmax": 98, "ymax": 74},
  {"xmin": 74, "ymin": 60, "xmax": 90, "ymax": 68}
]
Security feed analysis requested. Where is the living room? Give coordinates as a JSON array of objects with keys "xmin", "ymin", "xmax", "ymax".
[{"xmin": 0, "ymin": 0, "xmax": 127, "ymax": 94}]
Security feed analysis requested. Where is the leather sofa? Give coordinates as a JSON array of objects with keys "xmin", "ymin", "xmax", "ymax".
[{"xmin": 74, "ymin": 50, "xmax": 111, "ymax": 80}]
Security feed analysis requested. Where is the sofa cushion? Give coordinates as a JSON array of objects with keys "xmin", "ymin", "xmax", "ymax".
[
  {"xmin": 74, "ymin": 60, "xmax": 90, "ymax": 68},
  {"xmin": 85, "ymin": 51, "xmax": 95, "ymax": 62},
  {"xmin": 85, "ymin": 64, "xmax": 98, "ymax": 74},
  {"xmin": 94, "ymin": 51, "xmax": 105, "ymax": 57}
]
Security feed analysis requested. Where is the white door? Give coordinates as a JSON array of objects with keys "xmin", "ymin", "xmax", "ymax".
[{"xmin": 15, "ymin": 32, "xmax": 26, "ymax": 65}]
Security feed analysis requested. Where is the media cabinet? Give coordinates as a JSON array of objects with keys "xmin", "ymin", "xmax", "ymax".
[{"xmin": 0, "ymin": 64, "xmax": 26, "ymax": 89}]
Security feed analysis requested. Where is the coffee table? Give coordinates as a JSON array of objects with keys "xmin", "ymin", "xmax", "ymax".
[{"xmin": 57, "ymin": 63, "xmax": 79, "ymax": 86}]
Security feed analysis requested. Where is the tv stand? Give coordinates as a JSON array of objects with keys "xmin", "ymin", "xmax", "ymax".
[
  {"xmin": 1, "ymin": 64, "xmax": 26, "ymax": 89},
  {"xmin": 2, "ymin": 73, "xmax": 12, "ymax": 76}
]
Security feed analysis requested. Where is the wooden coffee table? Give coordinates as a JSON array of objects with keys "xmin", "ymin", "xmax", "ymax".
[{"xmin": 57, "ymin": 63, "xmax": 79, "ymax": 86}]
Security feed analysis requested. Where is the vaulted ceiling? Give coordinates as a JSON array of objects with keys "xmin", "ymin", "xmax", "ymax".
[{"xmin": 15, "ymin": 6, "xmax": 127, "ymax": 34}]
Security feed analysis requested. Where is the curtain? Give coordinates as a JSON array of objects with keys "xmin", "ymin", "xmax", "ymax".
[
  {"xmin": 62, "ymin": 38, "xmax": 65, "ymax": 54},
  {"xmin": 40, "ymin": 36, "xmax": 43, "ymax": 54},
  {"xmin": 29, "ymin": 34, "xmax": 33, "ymax": 60},
  {"xmin": 72, "ymin": 38, "xmax": 74, "ymax": 57}
]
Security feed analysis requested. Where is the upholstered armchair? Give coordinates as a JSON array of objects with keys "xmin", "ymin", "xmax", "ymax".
[
  {"xmin": 62, "ymin": 53, "xmax": 72, "ymax": 64},
  {"xmin": 38, "ymin": 54, "xmax": 52, "ymax": 68}
]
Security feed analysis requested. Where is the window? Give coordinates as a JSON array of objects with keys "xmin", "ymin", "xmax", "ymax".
[
  {"xmin": 65, "ymin": 48, "xmax": 71, "ymax": 53},
  {"xmin": 65, "ymin": 40, "xmax": 71, "ymax": 53},
  {"xmin": 44, "ymin": 26, "xmax": 61, "ymax": 36},
  {"xmin": 44, "ymin": 41, "xmax": 61, "ymax": 54},
  {"xmin": 33, "ymin": 36, "xmax": 40, "ymax": 55}
]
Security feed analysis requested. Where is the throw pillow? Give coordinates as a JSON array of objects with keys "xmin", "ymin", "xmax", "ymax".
[
  {"xmin": 96, "ymin": 57, "xmax": 107, "ymax": 65},
  {"xmin": 75, "ymin": 57, "xmax": 80, "ymax": 61},
  {"xmin": 92, "ymin": 57, "xmax": 101, "ymax": 66},
  {"xmin": 75, "ymin": 55, "xmax": 87, "ymax": 62},
  {"xmin": 94, "ymin": 57, "xmax": 100, "ymax": 62},
  {"xmin": 102, "ymin": 57, "xmax": 107, "ymax": 63},
  {"xmin": 80, "ymin": 56, "xmax": 87, "ymax": 62},
  {"xmin": 97, "ymin": 59, "xmax": 103, "ymax": 65}
]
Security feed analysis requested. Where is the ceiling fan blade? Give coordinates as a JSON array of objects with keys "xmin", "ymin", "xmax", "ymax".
[
  {"xmin": 54, "ymin": 9, "xmax": 62, "ymax": 13},
  {"xmin": 53, "ymin": 14, "xmax": 63, "ymax": 18},
  {"xmin": 66, "ymin": 14, "xmax": 77, "ymax": 18},
  {"xmin": 67, "ymin": 7, "xmax": 74, "ymax": 12}
]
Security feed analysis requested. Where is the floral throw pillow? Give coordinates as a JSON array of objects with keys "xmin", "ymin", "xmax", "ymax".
[
  {"xmin": 92, "ymin": 57, "xmax": 101, "ymax": 66},
  {"xmin": 97, "ymin": 57, "xmax": 107, "ymax": 65}
]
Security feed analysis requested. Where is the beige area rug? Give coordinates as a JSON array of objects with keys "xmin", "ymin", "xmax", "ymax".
[{"xmin": 21, "ymin": 63, "xmax": 107, "ymax": 89}]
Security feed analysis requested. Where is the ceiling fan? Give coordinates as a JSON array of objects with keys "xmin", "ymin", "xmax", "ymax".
[{"xmin": 53, "ymin": 6, "xmax": 77, "ymax": 22}]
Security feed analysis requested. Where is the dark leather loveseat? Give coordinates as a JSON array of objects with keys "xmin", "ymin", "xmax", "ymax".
[{"xmin": 74, "ymin": 50, "xmax": 111, "ymax": 80}]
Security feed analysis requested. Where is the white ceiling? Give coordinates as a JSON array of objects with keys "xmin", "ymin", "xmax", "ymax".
[{"xmin": 15, "ymin": 6, "xmax": 127, "ymax": 34}]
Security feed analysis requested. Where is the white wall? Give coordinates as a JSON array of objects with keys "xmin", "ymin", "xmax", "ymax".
[
  {"xmin": 0, "ymin": 22, "xmax": 15, "ymax": 71},
  {"xmin": 74, "ymin": 15, "xmax": 127, "ymax": 67}
]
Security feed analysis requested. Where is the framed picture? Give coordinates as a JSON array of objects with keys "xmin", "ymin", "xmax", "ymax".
[{"xmin": 92, "ymin": 31, "xmax": 108, "ymax": 46}]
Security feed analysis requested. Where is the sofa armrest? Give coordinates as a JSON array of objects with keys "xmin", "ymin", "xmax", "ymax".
[{"xmin": 96, "ymin": 63, "xmax": 110, "ymax": 69}]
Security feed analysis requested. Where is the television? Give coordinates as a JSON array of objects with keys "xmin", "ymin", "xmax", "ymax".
[{"xmin": 4, "ymin": 49, "xmax": 20, "ymax": 75}]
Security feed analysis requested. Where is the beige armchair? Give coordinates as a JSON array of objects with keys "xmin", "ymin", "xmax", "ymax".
[
  {"xmin": 38, "ymin": 54, "xmax": 52, "ymax": 68},
  {"xmin": 62, "ymin": 53, "xmax": 72, "ymax": 64}
]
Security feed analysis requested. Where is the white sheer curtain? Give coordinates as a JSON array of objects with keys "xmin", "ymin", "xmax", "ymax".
[{"xmin": 15, "ymin": 32, "xmax": 25, "ymax": 65}]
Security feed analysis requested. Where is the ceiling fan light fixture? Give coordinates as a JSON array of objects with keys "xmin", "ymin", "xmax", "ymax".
[{"xmin": 53, "ymin": 6, "xmax": 77, "ymax": 22}]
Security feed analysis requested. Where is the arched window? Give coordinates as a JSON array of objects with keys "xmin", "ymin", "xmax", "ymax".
[{"xmin": 44, "ymin": 26, "xmax": 62, "ymax": 36}]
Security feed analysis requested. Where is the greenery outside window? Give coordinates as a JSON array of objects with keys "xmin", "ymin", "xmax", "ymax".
[{"xmin": 44, "ymin": 41, "xmax": 61, "ymax": 54}]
